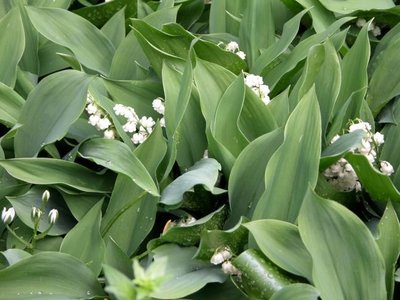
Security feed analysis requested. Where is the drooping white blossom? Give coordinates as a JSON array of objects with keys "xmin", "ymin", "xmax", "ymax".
[
  {"xmin": 1, "ymin": 207, "xmax": 15, "ymax": 224},
  {"xmin": 380, "ymin": 161, "xmax": 394, "ymax": 176},
  {"xmin": 152, "ymin": 98, "xmax": 165, "ymax": 115},
  {"xmin": 48, "ymin": 209, "xmax": 59, "ymax": 225},
  {"xmin": 244, "ymin": 73, "xmax": 271, "ymax": 105},
  {"xmin": 210, "ymin": 247, "xmax": 232, "ymax": 265},
  {"xmin": 225, "ymin": 41, "xmax": 246, "ymax": 60}
]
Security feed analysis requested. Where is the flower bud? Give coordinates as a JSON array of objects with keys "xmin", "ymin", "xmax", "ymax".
[
  {"xmin": 42, "ymin": 190, "xmax": 50, "ymax": 204},
  {"xmin": 31, "ymin": 207, "xmax": 42, "ymax": 222},
  {"xmin": 48, "ymin": 209, "xmax": 59, "ymax": 224},
  {"xmin": 210, "ymin": 247, "xmax": 232, "ymax": 265},
  {"xmin": 2, "ymin": 207, "xmax": 15, "ymax": 224}
]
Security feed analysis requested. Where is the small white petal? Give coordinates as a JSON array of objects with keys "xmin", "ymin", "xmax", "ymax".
[
  {"xmin": 104, "ymin": 129, "xmax": 115, "ymax": 139},
  {"xmin": 380, "ymin": 161, "xmax": 394, "ymax": 176}
]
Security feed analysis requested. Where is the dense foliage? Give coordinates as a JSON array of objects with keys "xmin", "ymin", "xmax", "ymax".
[{"xmin": 0, "ymin": 0, "xmax": 400, "ymax": 299}]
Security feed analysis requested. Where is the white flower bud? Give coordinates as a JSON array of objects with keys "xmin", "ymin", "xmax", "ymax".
[
  {"xmin": 236, "ymin": 51, "xmax": 246, "ymax": 60},
  {"xmin": 356, "ymin": 18, "xmax": 367, "ymax": 28},
  {"xmin": 85, "ymin": 103, "xmax": 98, "ymax": 115},
  {"xmin": 380, "ymin": 161, "xmax": 394, "ymax": 176},
  {"xmin": 221, "ymin": 261, "xmax": 240, "ymax": 275},
  {"xmin": 225, "ymin": 41, "xmax": 239, "ymax": 53},
  {"xmin": 2, "ymin": 207, "xmax": 15, "ymax": 224},
  {"xmin": 160, "ymin": 117, "xmax": 166, "ymax": 128},
  {"xmin": 152, "ymin": 98, "xmax": 165, "ymax": 115},
  {"xmin": 331, "ymin": 135, "xmax": 340, "ymax": 144},
  {"xmin": 104, "ymin": 129, "xmax": 115, "ymax": 139},
  {"xmin": 373, "ymin": 132, "xmax": 384, "ymax": 145},
  {"xmin": 372, "ymin": 26, "xmax": 381, "ymax": 37},
  {"xmin": 88, "ymin": 114, "xmax": 101, "ymax": 126},
  {"xmin": 210, "ymin": 248, "xmax": 232, "ymax": 265},
  {"xmin": 31, "ymin": 207, "xmax": 42, "ymax": 222},
  {"xmin": 122, "ymin": 121, "xmax": 137, "ymax": 133},
  {"xmin": 348, "ymin": 121, "xmax": 371, "ymax": 133},
  {"xmin": 97, "ymin": 117, "xmax": 112, "ymax": 130},
  {"xmin": 48, "ymin": 209, "xmax": 59, "ymax": 224},
  {"xmin": 42, "ymin": 190, "xmax": 50, "ymax": 204},
  {"xmin": 132, "ymin": 132, "xmax": 146, "ymax": 144}
]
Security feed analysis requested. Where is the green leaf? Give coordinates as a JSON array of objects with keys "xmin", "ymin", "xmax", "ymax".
[
  {"xmin": 153, "ymin": 206, "xmax": 228, "ymax": 248},
  {"xmin": 368, "ymin": 37, "xmax": 400, "ymax": 115},
  {"xmin": 101, "ymin": 7, "xmax": 125, "ymax": 49},
  {"xmin": 104, "ymin": 237, "xmax": 133, "ymax": 278},
  {"xmin": 0, "ymin": 8, "xmax": 24, "ymax": 87},
  {"xmin": 239, "ymin": 0, "xmax": 274, "ymax": 68},
  {"xmin": 320, "ymin": 129, "xmax": 365, "ymax": 170},
  {"xmin": 0, "ymin": 158, "xmax": 113, "ymax": 193},
  {"xmin": 212, "ymin": 74, "xmax": 248, "ymax": 157},
  {"xmin": 195, "ymin": 217, "xmax": 249, "ymax": 261},
  {"xmin": 298, "ymin": 188, "xmax": 386, "ymax": 300},
  {"xmin": 252, "ymin": 9, "xmax": 308, "ymax": 74},
  {"xmin": 253, "ymin": 87, "xmax": 321, "ymax": 222},
  {"xmin": 26, "ymin": 7, "xmax": 115, "ymax": 75},
  {"xmin": 0, "ymin": 249, "xmax": 31, "ymax": 267},
  {"xmin": 101, "ymin": 125, "xmax": 166, "ymax": 255},
  {"xmin": 270, "ymin": 283, "xmax": 320, "ymax": 300},
  {"xmin": 60, "ymin": 201, "xmax": 105, "ymax": 276},
  {"xmin": 345, "ymin": 153, "xmax": 400, "ymax": 202},
  {"xmin": 160, "ymin": 158, "xmax": 222, "ymax": 206},
  {"xmin": 264, "ymin": 17, "xmax": 353, "ymax": 90},
  {"xmin": 231, "ymin": 249, "xmax": 295, "ymax": 299},
  {"xmin": 8, "ymin": 186, "xmax": 75, "ymax": 236},
  {"xmin": 209, "ymin": 0, "xmax": 226, "ymax": 33},
  {"xmin": 318, "ymin": 0, "xmax": 394, "ymax": 14},
  {"xmin": 334, "ymin": 22, "xmax": 370, "ymax": 114},
  {"xmin": 295, "ymin": 0, "xmax": 335, "ymax": 33},
  {"xmin": 148, "ymin": 244, "xmax": 226, "ymax": 299},
  {"xmin": 227, "ymin": 129, "xmax": 283, "ymax": 226},
  {"xmin": 79, "ymin": 138, "xmax": 159, "ymax": 196},
  {"xmin": 103, "ymin": 265, "xmax": 136, "ymax": 300},
  {"xmin": 14, "ymin": 70, "xmax": 92, "ymax": 157},
  {"xmin": 376, "ymin": 202, "xmax": 400, "ymax": 300},
  {"xmin": 245, "ymin": 220, "xmax": 312, "ymax": 281},
  {"xmin": 0, "ymin": 82, "xmax": 24, "ymax": 127},
  {"xmin": 0, "ymin": 252, "xmax": 105, "ymax": 299}
]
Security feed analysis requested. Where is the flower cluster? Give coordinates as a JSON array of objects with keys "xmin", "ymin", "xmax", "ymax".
[
  {"xmin": 244, "ymin": 73, "xmax": 271, "ymax": 105},
  {"xmin": 356, "ymin": 18, "xmax": 381, "ymax": 37},
  {"xmin": 324, "ymin": 120, "xmax": 394, "ymax": 192},
  {"xmin": 210, "ymin": 246, "xmax": 240, "ymax": 275},
  {"xmin": 225, "ymin": 41, "xmax": 246, "ymax": 60},
  {"xmin": 85, "ymin": 93, "xmax": 116, "ymax": 139}
]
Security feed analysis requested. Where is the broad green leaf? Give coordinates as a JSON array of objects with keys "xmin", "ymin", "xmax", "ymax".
[
  {"xmin": 160, "ymin": 158, "xmax": 222, "ymax": 206},
  {"xmin": 73, "ymin": 0, "xmax": 137, "ymax": 27},
  {"xmin": 227, "ymin": 129, "xmax": 283, "ymax": 227},
  {"xmin": 101, "ymin": 7, "xmax": 125, "ymax": 49},
  {"xmin": 162, "ymin": 60, "xmax": 207, "ymax": 170},
  {"xmin": 104, "ymin": 238, "xmax": 133, "ymax": 278},
  {"xmin": 209, "ymin": 0, "xmax": 226, "ymax": 33},
  {"xmin": 245, "ymin": 220, "xmax": 312, "ymax": 281},
  {"xmin": 346, "ymin": 153, "xmax": 400, "ymax": 202},
  {"xmin": 334, "ymin": 22, "xmax": 370, "ymax": 114},
  {"xmin": 296, "ymin": 0, "xmax": 335, "ymax": 33},
  {"xmin": 148, "ymin": 244, "xmax": 226, "ymax": 299},
  {"xmin": 153, "ymin": 206, "xmax": 228, "ymax": 248},
  {"xmin": 26, "ymin": 7, "xmax": 115, "ymax": 75},
  {"xmin": 298, "ymin": 188, "xmax": 386, "ymax": 300},
  {"xmin": 14, "ymin": 70, "xmax": 93, "ymax": 157},
  {"xmin": 38, "ymin": 41, "xmax": 71, "ymax": 76},
  {"xmin": 0, "ymin": 158, "xmax": 113, "ymax": 193},
  {"xmin": 27, "ymin": 0, "xmax": 71, "ymax": 8},
  {"xmin": 264, "ymin": 17, "xmax": 353, "ymax": 90},
  {"xmin": 376, "ymin": 202, "xmax": 400, "ymax": 300},
  {"xmin": 252, "ymin": 9, "xmax": 308, "ymax": 74},
  {"xmin": 79, "ymin": 138, "xmax": 159, "ymax": 196},
  {"xmin": 101, "ymin": 125, "xmax": 166, "ymax": 255},
  {"xmin": 8, "ymin": 186, "xmax": 75, "ymax": 236},
  {"xmin": 0, "ymin": 252, "xmax": 105, "ymax": 299},
  {"xmin": 0, "ymin": 82, "xmax": 24, "ymax": 127},
  {"xmin": 194, "ymin": 58, "xmax": 235, "ymax": 125},
  {"xmin": 0, "ymin": 249, "xmax": 31, "ymax": 267},
  {"xmin": 320, "ymin": 129, "xmax": 365, "ymax": 170},
  {"xmin": 60, "ymin": 201, "xmax": 105, "ymax": 276},
  {"xmin": 232, "ymin": 249, "xmax": 295, "ymax": 299},
  {"xmin": 368, "ymin": 37, "xmax": 400, "ymax": 116},
  {"xmin": 212, "ymin": 74, "xmax": 248, "ymax": 157},
  {"xmin": 103, "ymin": 265, "xmax": 136, "ymax": 300},
  {"xmin": 253, "ymin": 87, "xmax": 321, "ymax": 222},
  {"xmin": 270, "ymin": 283, "xmax": 320, "ymax": 300},
  {"xmin": 163, "ymin": 23, "xmax": 246, "ymax": 74},
  {"xmin": 0, "ymin": 8, "xmax": 24, "ymax": 87},
  {"xmin": 195, "ymin": 217, "xmax": 248, "ymax": 261},
  {"xmin": 318, "ymin": 0, "xmax": 394, "ymax": 14},
  {"xmin": 103, "ymin": 78, "xmax": 163, "ymax": 118},
  {"xmin": 239, "ymin": 0, "xmax": 274, "ymax": 68},
  {"xmin": 61, "ymin": 192, "xmax": 102, "ymax": 221}
]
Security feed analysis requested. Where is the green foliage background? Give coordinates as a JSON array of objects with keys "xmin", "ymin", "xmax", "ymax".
[{"xmin": 0, "ymin": 0, "xmax": 400, "ymax": 299}]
